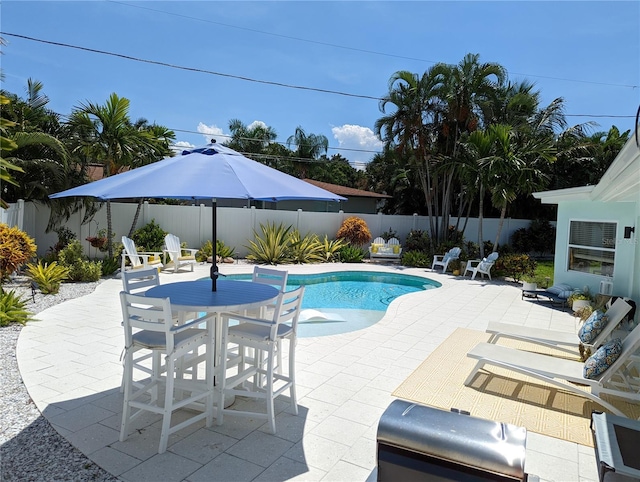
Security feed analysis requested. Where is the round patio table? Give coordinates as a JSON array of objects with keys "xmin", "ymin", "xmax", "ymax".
[{"xmin": 145, "ymin": 279, "xmax": 279, "ymax": 407}]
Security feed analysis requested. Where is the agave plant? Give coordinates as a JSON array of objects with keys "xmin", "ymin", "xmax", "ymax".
[
  {"xmin": 246, "ymin": 222, "xmax": 292, "ymax": 265},
  {"xmin": 0, "ymin": 288, "xmax": 35, "ymax": 326},
  {"xmin": 319, "ymin": 235, "xmax": 346, "ymax": 262},
  {"xmin": 288, "ymin": 230, "xmax": 324, "ymax": 264},
  {"xmin": 26, "ymin": 260, "xmax": 70, "ymax": 294}
]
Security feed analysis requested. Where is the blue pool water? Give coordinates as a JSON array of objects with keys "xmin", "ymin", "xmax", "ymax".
[{"xmin": 226, "ymin": 271, "xmax": 440, "ymax": 337}]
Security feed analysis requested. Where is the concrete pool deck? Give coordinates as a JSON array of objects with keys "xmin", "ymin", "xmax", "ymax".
[{"xmin": 16, "ymin": 262, "xmax": 601, "ymax": 481}]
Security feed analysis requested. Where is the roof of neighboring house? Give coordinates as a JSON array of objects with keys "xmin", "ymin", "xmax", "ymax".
[
  {"xmin": 534, "ymin": 136, "xmax": 640, "ymax": 204},
  {"xmin": 303, "ymin": 179, "xmax": 392, "ymax": 199}
]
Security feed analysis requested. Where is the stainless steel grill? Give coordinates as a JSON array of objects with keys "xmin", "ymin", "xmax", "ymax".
[{"xmin": 377, "ymin": 400, "xmax": 528, "ymax": 481}]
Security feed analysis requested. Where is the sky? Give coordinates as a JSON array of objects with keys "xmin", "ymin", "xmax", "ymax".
[{"xmin": 1, "ymin": 1, "xmax": 639, "ymax": 168}]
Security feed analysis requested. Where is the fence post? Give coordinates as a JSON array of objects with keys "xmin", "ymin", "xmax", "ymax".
[
  {"xmin": 199, "ymin": 203, "xmax": 206, "ymax": 244},
  {"xmin": 297, "ymin": 209, "xmax": 302, "ymax": 230}
]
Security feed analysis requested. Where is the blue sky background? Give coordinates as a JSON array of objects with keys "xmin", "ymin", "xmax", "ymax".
[{"xmin": 2, "ymin": 1, "xmax": 638, "ymax": 167}]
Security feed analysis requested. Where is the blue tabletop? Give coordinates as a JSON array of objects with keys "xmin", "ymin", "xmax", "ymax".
[{"xmin": 145, "ymin": 279, "xmax": 279, "ymax": 311}]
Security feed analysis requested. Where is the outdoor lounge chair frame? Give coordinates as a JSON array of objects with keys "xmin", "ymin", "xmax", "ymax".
[
  {"xmin": 465, "ymin": 319, "xmax": 640, "ymax": 417},
  {"xmin": 485, "ymin": 298, "xmax": 632, "ymax": 355}
]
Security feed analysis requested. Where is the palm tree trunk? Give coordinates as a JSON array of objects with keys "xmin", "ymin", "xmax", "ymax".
[
  {"xmin": 128, "ymin": 199, "xmax": 143, "ymax": 238},
  {"xmin": 107, "ymin": 200, "xmax": 113, "ymax": 258},
  {"xmin": 493, "ymin": 205, "xmax": 507, "ymax": 251}
]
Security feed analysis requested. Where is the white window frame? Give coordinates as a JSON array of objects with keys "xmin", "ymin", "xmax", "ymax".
[{"xmin": 567, "ymin": 219, "xmax": 617, "ymax": 276}]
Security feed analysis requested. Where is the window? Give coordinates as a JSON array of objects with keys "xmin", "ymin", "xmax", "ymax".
[{"xmin": 568, "ymin": 220, "xmax": 616, "ymax": 276}]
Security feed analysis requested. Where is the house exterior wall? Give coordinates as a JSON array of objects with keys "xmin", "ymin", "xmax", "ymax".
[{"xmin": 554, "ymin": 200, "xmax": 638, "ymax": 300}]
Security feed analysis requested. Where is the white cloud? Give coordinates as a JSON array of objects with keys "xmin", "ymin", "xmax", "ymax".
[
  {"xmin": 331, "ymin": 124, "xmax": 382, "ymax": 166},
  {"xmin": 170, "ymin": 140, "xmax": 194, "ymax": 155},
  {"xmin": 197, "ymin": 122, "xmax": 226, "ymax": 144}
]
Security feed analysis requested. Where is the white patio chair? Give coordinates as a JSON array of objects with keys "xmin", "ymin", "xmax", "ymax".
[
  {"xmin": 216, "ymin": 286, "xmax": 305, "ymax": 433},
  {"xmin": 163, "ymin": 233, "xmax": 198, "ymax": 273},
  {"xmin": 485, "ymin": 298, "xmax": 632, "ymax": 355},
  {"xmin": 432, "ymin": 247, "xmax": 461, "ymax": 272},
  {"xmin": 119, "ymin": 292, "xmax": 214, "ymax": 454},
  {"xmin": 464, "ymin": 252, "xmax": 499, "ymax": 280},
  {"xmin": 386, "ymin": 237, "xmax": 402, "ymax": 257},
  {"xmin": 465, "ymin": 317, "xmax": 640, "ymax": 417},
  {"xmin": 120, "ymin": 236, "xmax": 163, "ymax": 273}
]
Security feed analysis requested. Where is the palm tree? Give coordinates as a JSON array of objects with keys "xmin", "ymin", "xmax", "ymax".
[
  {"xmin": 225, "ymin": 119, "xmax": 278, "ymax": 155},
  {"xmin": 66, "ymin": 93, "xmax": 163, "ymax": 256},
  {"xmin": 479, "ymin": 124, "xmax": 555, "ymax": 249},
  {"xmin": 286, "ymin": 126, "xmax": 328, "ymax": 178}
]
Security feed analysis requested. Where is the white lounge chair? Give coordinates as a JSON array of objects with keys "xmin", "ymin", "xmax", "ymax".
[
  {"xmin": 163, "ymin": 233, "xmax": 198, "ymax": 273},
  {"xmin": 431, "ymin": 247, "xmax": 461, "ymax": 273},
  {"xmin": 120, "ymin": 236, "xmax": 163, "ymax": 273},
  {"xmin": 485, "ymin": 298, "xmax": 632, "ymax": 355},
  {"xmin": 464, "ymin": 252, "xmax": 499, "ymax": 280},
  {"xmin": 465, "ymin": 319, "xmax": 640, "ymax": 417},
  {"xmin": 369, "ymin": 237, "xmax": 402, "ymax": 261}
]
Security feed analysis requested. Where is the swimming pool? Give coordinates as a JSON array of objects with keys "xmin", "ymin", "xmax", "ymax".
[{"xmin": 226, "ymin": 271, "xmax": 440, "ymax": 337}]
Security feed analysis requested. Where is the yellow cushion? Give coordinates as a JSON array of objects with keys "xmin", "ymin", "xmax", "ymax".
[
  {"xmin": 178, "ymin": 255, "xmax": 196, "ymax": 261},
  {"xmin": 393, "ymin": 245, "xmax": 400, "ymax": 254},
  {"xmin": 371, "ymin": 245, "xmax": 378, "ymax": 253}
]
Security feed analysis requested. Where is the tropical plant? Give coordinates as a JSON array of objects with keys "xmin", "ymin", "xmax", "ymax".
[
  {"xmin": 196, "ymin": 240, "xmax": 213, "ymax": 263},
  {"xmin": 404, "ymin": 229, "xmax": 431, "ymax": 252},
  {"xmin": 58, "ymin": 240, "xmax": 102, "ymax": 281},
  {"xmin": 401, "ymin": 250, "xmax": 431, "ymax": 268},
  {"xmin": 65, "ymin": 93, "xmax": 174, "ymax": 255},
  {"xmin": 0, "ymin": 224, "xmax": 37, "ymax": 281},
  {"xmin": 494, "ymin": 253, "xmax": 537, "ymax": 283},
  {"xmin": 25, "ymin": 260, "xmax": 70, "ymax": 294},
  {"xmin": 217, "ymin": 239, "xmax": 237, "ymax": 260},
  {"xmin": 318, "ymin": 235, "xmax": 346, "ymax": 262},
  {"xmin": 0, "ymin": 288, "xmax": 35, "ymax": 326},
  {"xmin": 336, "ymin": 216, "xmax": 371, "ymax": 246},
  {"xmin": 100, "ymin": 256, "xmax": 120, "ymax": 276},
  {"xmin": 288, "ymin": 230, "xmax": 324, "ymax": 264},
  {"xmin": 286, "ymin": 126, "xmax": 329, "ymax": 178},
  {"xmin": 337, "ymin": 244, "xmax": 366, "ymax": 263},
  {"xmin": 246, "ymin": 222, "xmax": 292, "ymax": 265},
  {"xmin": 224, "ymin": 119, "xmax": 278, "ymax": 154},
  {"xmin": 132, "ymin": 219, "xmax": 166, "ymax": 252},
  {"xmin": 381, "ymin": 228, "xmax": 398, "ymax": 241}
]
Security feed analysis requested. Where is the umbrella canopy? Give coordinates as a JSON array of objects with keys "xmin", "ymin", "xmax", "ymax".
[
  {"xmin": 50, "ymin": 144, "xmax": 347, "ymax": 202},
  {"xmin": 50, "ymin": 144, "xmax": 347, "ymax": 289}
]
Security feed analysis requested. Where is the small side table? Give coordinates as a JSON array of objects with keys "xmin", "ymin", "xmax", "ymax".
[{"xmin": 591, "ymin": 411, "xmax": 640, "ymax": 481}]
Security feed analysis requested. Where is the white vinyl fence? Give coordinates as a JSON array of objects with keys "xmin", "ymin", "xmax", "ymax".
[{"xmin": 16, "ymin": 200, "xmax": 537, "ymax": 258}]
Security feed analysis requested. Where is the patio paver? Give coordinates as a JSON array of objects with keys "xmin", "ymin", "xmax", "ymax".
[{"xmin": 16, "ymin": 262, "xmax": 601, "ymax": 481}]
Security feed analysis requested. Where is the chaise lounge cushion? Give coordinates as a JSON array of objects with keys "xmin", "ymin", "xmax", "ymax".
[
  {"xmin": 583, "ymin": 338, "xmax": 622, "ymax": 379},
  {"xmin": 578, "ymin": 310, "xmax": 607, "ymax": 344}
]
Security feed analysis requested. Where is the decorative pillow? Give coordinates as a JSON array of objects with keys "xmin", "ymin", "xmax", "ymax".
[
  {"xmin": 393, "ymin": 245, "xmax": 400, "ymax": 254},
  {"xmin": 371, "ymin": 245, "xmax": 378, "ymax": 253},
  {"xmin": 583, "ymin": 338, "xmax": 622, "ymax": 379},
  {"xmin": 558, "ymin": 289, "xmax": 574, "ymax": 299},
  {"xmin": 578, "ymin": 310, "xmax": 607, "ymax": 344},
  {"xmin": 546, "ymin": 283, "xmax": 573, "ymax": 296}
]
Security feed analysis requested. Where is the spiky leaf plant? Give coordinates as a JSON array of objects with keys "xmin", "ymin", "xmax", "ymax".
[
  {"xmin": 26, "ymin": 261, "xmax": 70, "ymax": 294},
  {"xmin": 246, "ymin": 222, "xmax": 292, "ymax": 265},
  {"xmin": 0, "ymin": 288, "xmax": 35, "ymax": 326}
]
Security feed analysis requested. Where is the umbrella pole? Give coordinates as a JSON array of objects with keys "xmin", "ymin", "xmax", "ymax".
[{"xmin": 210, "ymin": 198, "xmax": 218, "ymax": 291}]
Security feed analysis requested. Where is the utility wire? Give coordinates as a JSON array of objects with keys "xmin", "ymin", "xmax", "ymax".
[
  {"xmin": 2, "ymin": 32, "xmax": 634, "ymax": 121},
  {"xmin": 110, "ymin": 0, "xmax": 639, "ymax": 90}
]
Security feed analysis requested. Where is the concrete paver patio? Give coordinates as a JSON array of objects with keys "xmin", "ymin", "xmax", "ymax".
[{"xmin": 16, "ymin": 262, "xmax": 601, "ymax": 481}]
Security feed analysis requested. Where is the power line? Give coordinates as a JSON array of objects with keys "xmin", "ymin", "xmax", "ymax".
[
  {"xmin": 0, "ymin": 32, "xmax": 379, "ymax": 101},
  {"xmin": 2, "ymin": 32, "xmax": 635, "ymax": 123},
  {"xmin": 109, "ymin": 0, "xmax": 639, "ymax": 90}
]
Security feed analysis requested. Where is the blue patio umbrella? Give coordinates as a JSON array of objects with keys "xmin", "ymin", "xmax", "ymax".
[{"xmin": 50, "ymin": 143, "xmax": 346, "ymax": 290}]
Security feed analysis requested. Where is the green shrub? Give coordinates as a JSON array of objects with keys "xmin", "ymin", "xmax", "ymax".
[
  {"xmin": 289, "ymin": 230, "xmax": 324, "ymax": 264},
  {"xmin": 381, "ymin": 227, "xmax": 397, "ymax": 242},
  {"xmin": 0, "ymin": 224, "xmax": 37, "ymax": 280},
  {"xmin": 0, "ymin": 288, "xmax": 34, "ymax": 326},
  {"xmin": 100, "ymin": 256, "xmax": 120, "ymax": 276},
  {"xmin": 132, "ymin": 219, "xmax": 166, "ymax": 252},
  {"xmin": 25, "ymin": 261, "xmax": 70, "ymax": 294},
  {"xmin": 196, "ymin": 240, "xmax": 213, "ymax": 262},
  {"xmin": 246, "ymin": 222, "xmax": 292, "ymax": 265},
  {"xmin": 58, "ymin": 240, "xmax": 103, "ymax": 281},
  {"xmin": 401, "ymin": 251, "xmax": 431, "ymax": 268},
  {"xmin": 495, "ymin": 253, "xmax": 536, "ymax": 283},
  {"xmin": 319, "ymin": 235, "xmax": 346, "ymax": 262},
  {"xmin": 337, "ymin": 244, "xmax": 366, "ymax": 263},
  {"xmin": 404, "ymin": 229, "xmax": 430, "ymax": 253},
  {"xmin": 217, "ymin": 240, "xmax": 236, "ymax": 259},
  {"xmin": 50, "ymin": 226, "xmax": 76, "ymax": 256},
  {"xmin": 336, "ymin": 216, "xmax": 371, "ymax": 246}
]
